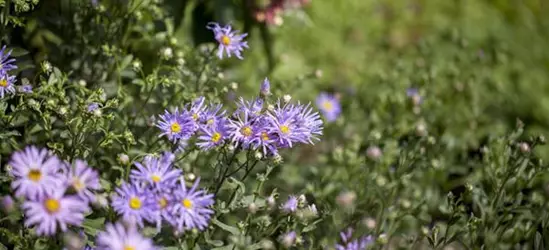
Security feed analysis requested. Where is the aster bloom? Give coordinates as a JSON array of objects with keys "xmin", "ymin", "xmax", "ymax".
[
  {"xmin": 259, "ymin": 77, "xmax": 271, "ymax": 97},
  {"xmin": 0, "ymin": 45, "xmax": 17, "ymax": 72},
  {"xmin": 227, "ymin": 109, "xmax": 257, "ymax": 148},
  {"xmin": 235, "ymin": 97, "xmax": 264, "ymax": 118},
  {"xmin": 197, "ymin": 118, "xmax": 229, "ymax": 150},
  {"xmin": 130, "ymin": 152, "xmax": 181, "ymax": 190},
  {"xmin": 96, "ymin": 222, "xmax": 156, "ymax": 250},
  {"xmin": 147, "ymin": 190, "xmax": 176, "ymax": 230},
  {"xmin": 266, "ymin": 101, "xmax": 309, "ymax": 148},
  {"xmin": 18, "ymin": 84, "xmax": 33, "ymax": 93},
  {"xmin": 21, "ymin": 187, "xmax": 89, "ymax": 236},
  {"xmin": 200, "ymin": 103, "xmax": 226, "ymax": 127},
  {"xmin": 187, "ymin": 96, "xmax": 207, "ymax": 123},
  {"xmin": 111, "ymin": 182, "xmax": 154, "ymax": 228},
  {"xmin": 9, "ymin": 146, "xmax": 63, "ymax": 201},
  {"xmin": 281, "ymin": 195, "xmax": 298, "ymax": 213},
  {"xmin": 0, "ymin": 73, "xmax": 16, "ymax": 98},
  {"xmin": 172, "ymin": 178, "xmax": 215, "ymax": 231},
  {"xmin": 335, "ymin": 228, "xmax": 374, "ymax": 250},
  {"xmin": 157, "ymin": 108, "xmax": 196, "ymax": 143},
  {"xmin": 294, "ymin": 102, "xmax": 323, "ymax": 143},
  {"xmin": 87, "ymin": 103, "xmax": 100, "ymax": 113},
  {"xmin": 62, "ymin": 160, "xmax": 101, "ymax": 203},
  {"xmin": 316, "ymin": 92, "xmax": 341, "ymax": 122},
  {"xmin": 249, "ymin": 121, "xmax": 278, "ymax": 156},
  {"xmin": 206, "ymin": 22, "xmax": 249, "ymax": 59}
]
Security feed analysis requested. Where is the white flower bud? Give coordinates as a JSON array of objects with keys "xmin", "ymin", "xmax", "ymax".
[
  {"xmin": 59, "ymin": 107, "xmax": 68, "ymax": 115},
  {"xmin": 132, "ymin": 60, "xmax": 142, "ymax": 71},
  {"xmin": 185, "ymin": 173, "xmax": 196, "ymax": 181},
  {"xmin": 93, "ymin": 109, "xmax": 102, "ymax": 117},
  {"xmin": 177, "ymin": 58, "xmax": 185, "ymax": 66},
  {"xmin": 162, "ymin": 47, "xmax": 173, "ymax": 59},
  {"xmin": 267, "ymin": 196, "xmax": 276, "ymax": 208},
  {"xmin": 248, "ymin": 202, "xmax": 258, "ymax": 214},
  {"xmin": 366, "ymin": 146, "xmax": 382, "ymax": 160},
  {"xmin": 283, "ymin": 94, "xmax": 292, "ymax": 103},
  {"xmin": 78, "ymin": 79, "xmax": 87, "ymax": 87},
  {"xmin": 230, "ymin": 82, "xmax": 238, "ymax": 90},
  {"xmin": 416, "ymin": 123, "xmax": 427, "ymax": 137},
  {"xmin": 519, "ymin": 142, "xmax": 530, "ymax": 153},
  {"xmin": 267, "ymin": 104, "xmax": 275, "ymax": 111},
  {"xmin": 118, "ymin": 154, "xmax": 129, "ymax": 165},
  {"xmin": 363, "ymin": 217, "xmax": 376, "ymax": 229},
  {"xmin": 336, "ymin": 191, "xmax": 356, "ymax": 208},
  {"xmin": 254, "ymin": 151, "xmax": 263, "ymax": 160}
]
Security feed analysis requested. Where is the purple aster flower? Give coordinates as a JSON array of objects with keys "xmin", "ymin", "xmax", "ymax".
[
  {"xmin": 21, "ymin": 187, "xmax": 89, "ymax": 236},
  {"xmin": 335, "ymin": 228, "xmax": 374, "ymax": 250},
  {"xmin": 197, "ymin": 118, "xmax": 229, "ymax": 150},
  {"xmin": 130, "ymin": 152, "xmax": 181, "ymax": 190},
  {"xmin": 227, "ymin": 108, "xmax": 257, "ymax": 148},
  {"xmin": 266, "ymin": 101, "xmax": 309, "ymax": 148},
  {"xmin": 0, "ymin": 73, "xmax": 16, "ymax": 98},
  {"xmin": 147, "ymin": 189, "xmax": 176, "ymax": 230},
  {"xmin": 186, "ymin": 96, "xmax": 207, "ymax": 122},
  {"xmin": 235, "ymin": 97, "xmax": 264, "ymax": 118},
  {"xmin": 0, "ymin": 45, "xmax": 17, "ymax": 72},
  {"xmin": 157, "ymin": 108, "xmax": 196, "ymax": 143},
  {"xmin": 315, "ymin": 92, "xmax": 341, "ymax": 122},
  {"xmin": 260, "ymin": 77, "xmax": 271, "ymax": 97},
  {"xmin": 280, "ymin": 231, "xmax": 297, "ymax": 247},
  {"xmin": 171, "ymin": 178, "xmax": 215, "ymax": 231},
  {"xmin": 1, "ymin": 195, "xmax": 15, "ymax": 213},
  {"xmin": 87, "ymin": 103, "xmax": 100, "ymax": 112},
  {"xmin": 206, "ymin": 22, "xmax": 249, "ymax": 59},
  {"xmin": 96, "ymin": 222, "xmax": 156, "ymax": 250},
  {"xmin": 62, "ymin": 160, "xmax": 101, "ymax": 203},
  {"xmin": 200, "ymin": 103, "xmax": 226, "ymax": 127},
  {"xmin": 18, "ymin": 84, "xmax": 33, "ymax": 93},
  {"xmin": 281, "ymin": 195, "xmax": 298, "ymax": 213},
  {"xmin": 9, "ymin": 146, "xmax": 63, "ymax": 201},
  {"xmin": 111, "ymin": 182, "xmax": 154, "ymax": 228},
  {"xmin": 294, "ymin": 102, "xmax": 323, "ymax": 144},
  {"xmin": 249, "ymin": 120, "xmax": 278, "ymax": 156}
]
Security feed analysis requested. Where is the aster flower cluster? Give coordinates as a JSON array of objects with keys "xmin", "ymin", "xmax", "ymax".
[
  {"xmin": 157, "ymin": 78, "xmax": 323, "ymax": 158},
  {"xmin": 7, "ymin": 146, "xmax": 101, "ymax": 236},
  {"xmin": 0, "ymin": 45, "xmax": 18, "ymax": 98},
  {"xmin": 111, "ymin": 152, "xmax": 215, "ymax": 232}
]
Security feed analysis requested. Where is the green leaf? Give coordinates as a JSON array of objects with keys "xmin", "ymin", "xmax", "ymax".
[
  {"xmin": 9, "ymin": 47, "xmax": 29, "ymax": 57},
  {"xmin": 82, "ymin": 217, "xmax": 106, "ymax": 236},
  {"xmin": 211, "ymin": 218, "xmax": 240, "ymax": 235}
]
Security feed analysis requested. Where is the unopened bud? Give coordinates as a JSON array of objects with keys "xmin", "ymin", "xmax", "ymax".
[
  {"xmin": 363, "ymin": 217, "xmax": 376, "ymax": 229},
  {"xmin": 78, "ymin": 79, "xmax": 87, "ymax": 87},
  {"xmin": 283, "ymin": 94, "xmax": 292, "ymax": 103},
  {"xmin": 336, "ymin": 191, "xmax": 356, "ymax": 208},
  {"xmin": 230, "ymin": 82, "xmax": 238, "ymax": 90},
  {"xmin": 519, "ymin": 142, "xmax": 530, "ymax": 153},
  {"xmin": 118, "ymin": 153, "xmax": 130, "ymax": 165},
  {"xmin": 1, "ymin": 196, "xmax": 15, "ymax": 213},
  {"xmin": 185, "ymin": 173, "xmax": 196, "ymax": 181},
  {"xmin": 254, "ymin": 151, "xmax": 263, "ymax": 160},
  {"xmin": 267, "ymin": 196, "xmax": 276, "ymax": 208},
  {"xmin": 248, "ymin": 202, "xmax": 258, "ymax": 214},
  {"xmin": 416, "ymin": 123, "xmax": 427, "ymax": 137},
  {"xmin": 366, "ymin": 146, "xmax": 382, "ymax": 160}
]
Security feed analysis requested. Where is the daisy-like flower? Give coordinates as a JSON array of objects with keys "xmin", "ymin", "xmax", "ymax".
[
  {"xmin": 200, "ymin": 103, "xmax": 226, "ymax": 127},
  {"xmin": 0, "ymin": 45, "xmax": 17, "ymax": 72},
  {"xmin": 130, "ymin": 152, "xmax": 181, "ymax": 190},
  {"xmin": 157, "ymin": 108, "xmax": 195, "ymax": 143},
  {"xmin": 62, "ymin": 160, "xmax": 101, "ymax": 203},
  {"xmin": 281, "ymin": 195, "xmax": 298, "ymax": 213},
  {"xmin": 315, "ymin": 92, "xmax": 341, "ymax": 122},
  {"xmin": 172, "ymin": 178, "xmax": 215, "ymax": 231},
  {"xmin": 148, "ymin": 189, "xmax": 176, "ymax": 230},
  {"xmin": 227, "ymin": 110, "xmax": 257, "ymax": 148},
  {"xmin": 249, "ymin": 121, "xmax": 278, "ymax": 156},
  {"xmin": 206, "ymin": 22, "xmax": 249, "ymax": 59},
  {"xmin": 0, "ymin": 73, "xmax": 16, "ymax": 98},
  {"xmin": 235, "ymin": 97, "xmax": 264, "ymax": 119},
  {"xmin": 187, "ymin": 96, "xmax": 207, "ymax": 123},
  {"xmin": 21, "ymin": 187, "xmax": 89, "ymax": 236},
  {"xmin": 96, "ymin": 222, "xmax": 156, "ymax": 250},
  {"xmin": 111, "ymin": 182, "xmax": 154, "ymax": 228},
  {"xmin": 335, "ymin": 228, "xmax": 374, "ymax": 250},
  {"xmin": 197, "ymin": 118, "xmax": 229, "ymax": 151},
  {"xmin": 266, "ymin": 101, "xmax": 309, "ymax": 148},
  {"xmin": 294, "ymin": 102, "xmax": 323, "ymax": 143},
  {"xmin": 9, "ymin": 146, "xmax": 63, "ymax": 201}
]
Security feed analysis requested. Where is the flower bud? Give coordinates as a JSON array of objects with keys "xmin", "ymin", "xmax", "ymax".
[
  {"xmin": 230, "ymin": 82, "xmax": 238, "ymax": 90},
  {"xmin": 248, "ymin": 202, "xmax": 258, "ymax": 214},
  {"xmin": 260, "ymin": 78, "xmax": 271, "ymax": 97},
  {"xmin": 161, "ymin": 47, "xmax": 173, "ymax": 59},
  {"xmin": 254, "ymin": 151, "xmax": 263, "ymax": 160},
  {"xmin": 78, "ymin": 79, "xmax": 87, "ymax": 87},
  {"xmin": 283, "ymin": 94, "xmax": 292, "ymax": 103},
  {"xmin": 363, "ymin": 217, "xmax": 376, "ymax": 229},
  {"xmin": 118, "ymin": 153, "xmax": 130, "ymax": 165},
  {"xmin": 185, "ymin": 173, "xmax": 196, "ymax": 182},
  {"xmin": 366, "ymin": 146, "xmax": 382, "ymax": 160},
  {"xmin": 132, "ymin": 60, "xmax": 142, "ymax": 71},
  {"xmin": 1, "ymin": 196, "xmax": 15, "ymax": 213},
  {"xmin": 336, "ymin": 191, "xmax": 356, "ymax": 208},
  {"xmin": 63, "ymin": 231, "xmax": 86, "ymax": 250},
  {"xmin": 267, "ymin": 195, "xmax": 276, "ymax": 208},
  {"xmin": 519, "ymin": 142, "xmax": 530, "ymax": 153},
  {"xmin": 280, "ymin": 231, "xmax": 296, "ymax": 248}
]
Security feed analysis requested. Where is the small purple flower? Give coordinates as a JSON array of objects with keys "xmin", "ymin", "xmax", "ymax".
[
  {"xmin": 0, "ymin": 73, "xmax": 16, "ymax": 98},
  {"xmin": 335, "ymin": 228, "xmax": 374, "ymax": 250},
  {"xmin": 157, "ymin": 108, "xmax": 196, "ymax": 143},
  {"xmin": 294, "ymin": 103, "xmax": 323, "ymax": 144},
  {"xmin": 171, "ymin": 178, "xmax": 215, "ymax": 231},
  {"xmin": 9, "ymin": 146, "xmax": 63, "ymax": 201},
  {"xmin": 18, "ymin": 84, "xmax": 33, "ymax": 93},
  {"xmin": 206, "ymin": 22, "xmax": 249, "ymax": 59},
  {"xmin": 111, "ymin": 182, "xmax": 154, "ymax": 228},
  {"xmin": 0, "ymin": 45, "xmax": 17, "ymax": 72},
  {"xmin": 281, "ymin": 195, "xmax": 298, "ymax": 213},
  {"xmin": 1, "ymin": 195, "xmax": 15, "ymax": 213},
  {"xmin": 200, "ymin": 103, "xmax": 226, "ymax": 127},
  {"xmin": 87, "ymin": 103, "xmax": 100, "ymax": 113},
  {"xmin": 227, "ymin": 109, "xmax": 257, "ymax": 148},
  {"xmin": 266, "ymin": 101, "xmax": 309, "ymax": 148},
  {"xmin": 315, "ymin": 92, "xmax": 341, "ymax": 122},
  {"xmin": 62, "ymin": 160, "xmax": 101, "ymax": 203},
  {"xmin": 130, "ymin": 152, "xmax": 181, "ymax": 190},
  {"xmin": 280, "ymin": 231, "xmax": 297, "ymax": 247},
  {"xmin": 197, "ymin": 118, "xmax": 229, "ymax": 150},
  {"xmin": 260, "ymin": 77, "xmax": 271, "ymax": 97},
  {"xmin": 249, "ymin": 120, "xmax": 278, "ymax": 156},
  {"xmin": 96, "ymin": 222, "xmax": 157, "ymax": 250},
  {"xmin": 406, "ymin": 88, "xmax": 423, "ymax": 105},
  {"xmin": 21, "ymin": 187, "xmax": 90, "ymax": 236},
  {"xmin": 148, "ymin": 190, "xmax": 176, "ymax": 230}
]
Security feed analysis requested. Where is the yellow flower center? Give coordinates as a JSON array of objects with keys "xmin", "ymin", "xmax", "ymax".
[
  {"xmin": 192, "ymin": 113, "xmax": 199, "ymax": 120},
  {"xmin": 322, "ymin": 101, "xmax": 333, "ymax": 111},
  {"xmin": 211, "ymin": 132, "xmax": 222, "ymax": 143},
  {"xmin": 28, "ymin": 169, "xmax": 42, "ymax": 182},
  {"xmin": 124, "ymin": 246, "xmax": 135, "ymax": 250},
  {"xmin": 73, "ymin": 178, "xmax": 84, "ymax": 191},
  {"xmin": 171, "ymin": 122, "xmax": 181, "ymax": 133},
  {"xmin": 182, "ymin": 198, "xmax": 192, "ymax": 209},
  {"xmin": 44, "ymin": 199, "xmax": 60, "ymax": 213},
  {"xmin": 241, "ymin": 126, "xmax": 252, "ymax": 137},
  {"xmin": 159, "ymin": 197, "xmax": 168, "ymax": 209},
  {"xmin": 207, "ymin": 119, "xmax": 214, "ymax": 125},
  {"xmin": 221, "ymin": 35, "xmax": 231, "ymax": 45},
  {"xmin": 0, "ymin": 79, "xmax": 7, "ymax": 87},
  {"xmin": 129, "ymin": 197, "xmax": 142, "ymax": 209},
  {"xmin": 151, "ymin": 174, "xmax": 161, "ymax": 183},
  {"xmin": 261, "ymin": 132, "xmax": 269, "ymax": 141},
  {"xmin": 280, "ymin": 125, "xmax": 290, "ymax": 134}
]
